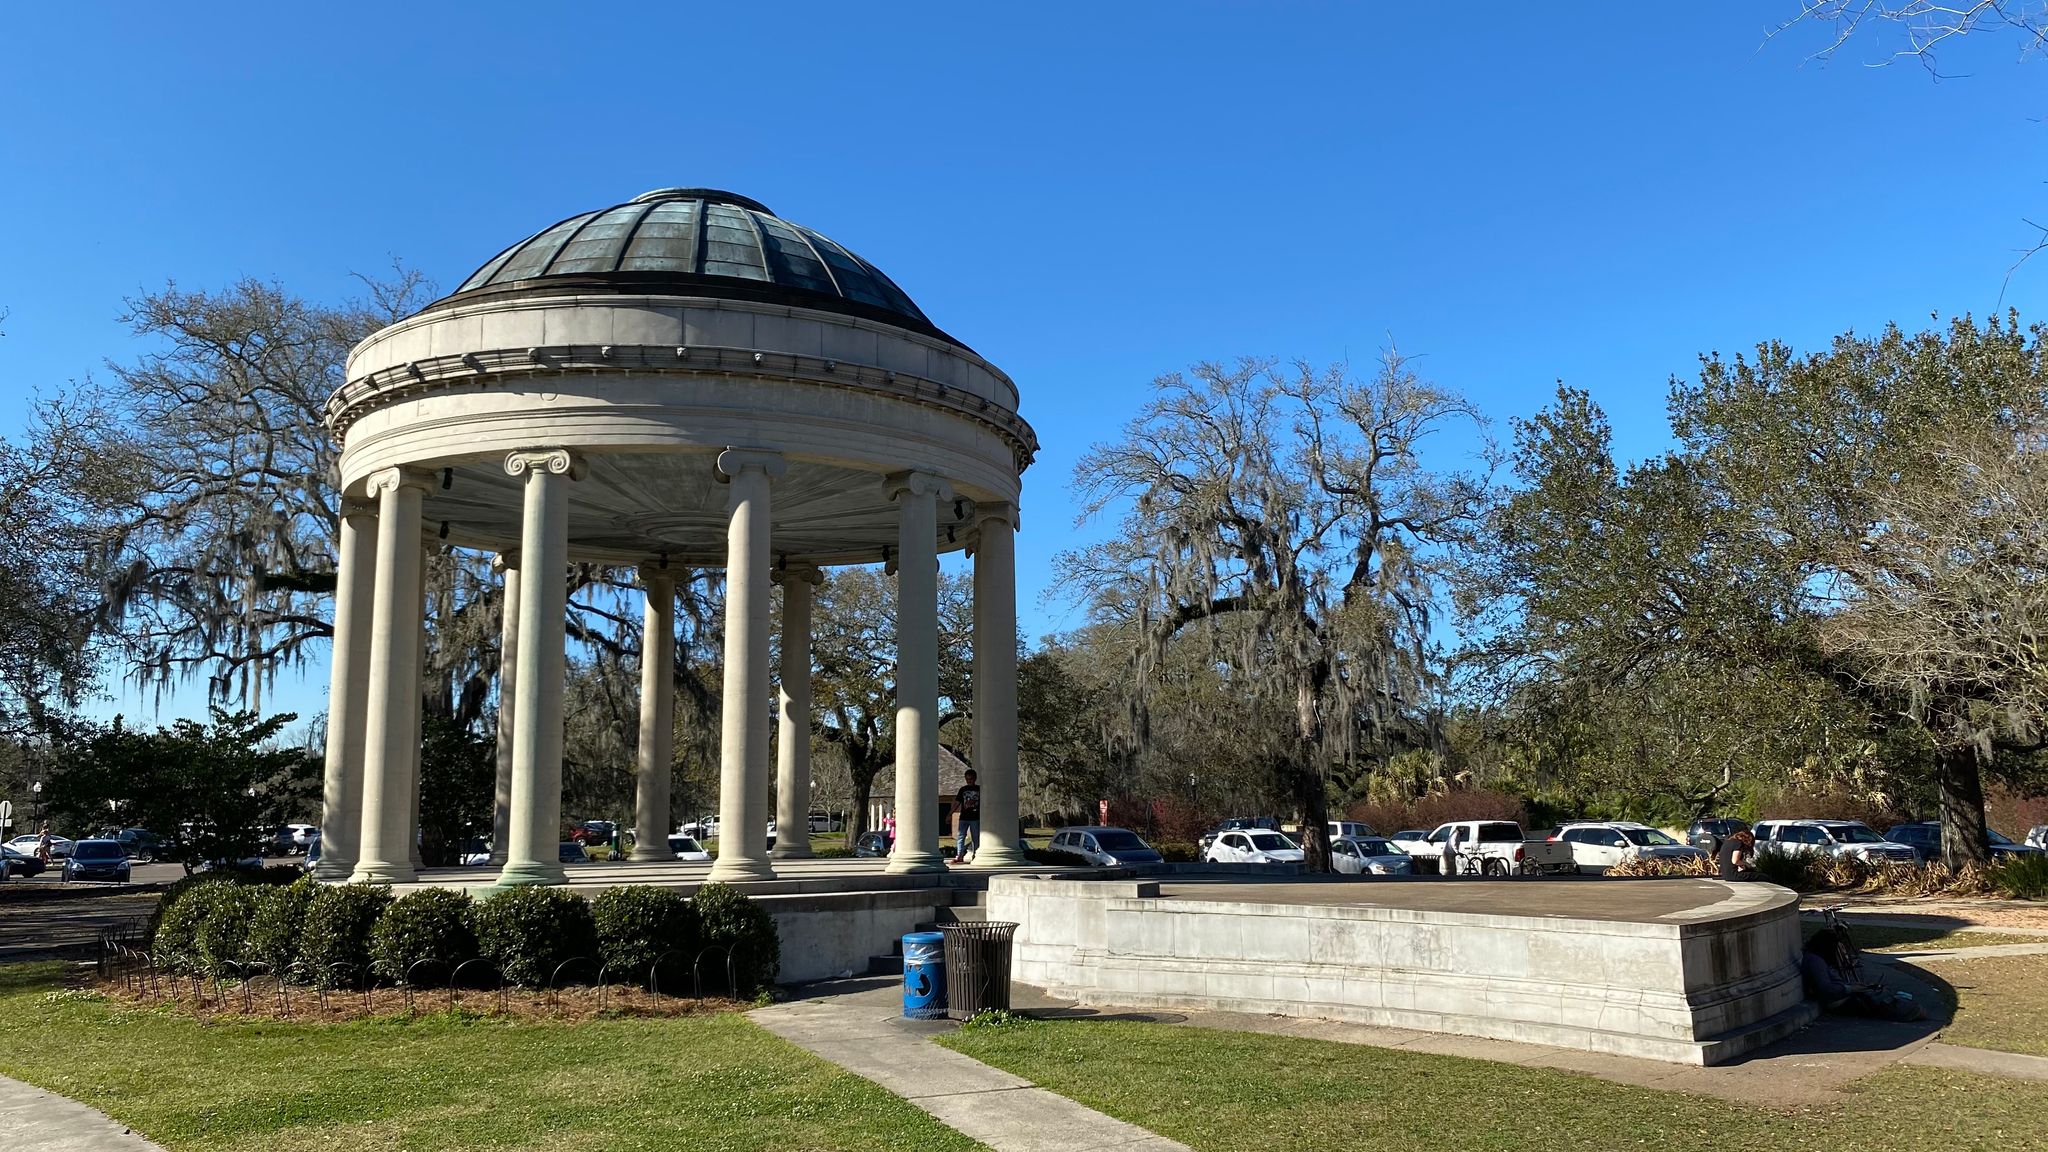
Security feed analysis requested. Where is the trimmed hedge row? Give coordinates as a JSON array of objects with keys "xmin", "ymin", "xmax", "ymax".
[{"xmin": 144, "ymin": 877, "xmax": 779, "ymax": 993}]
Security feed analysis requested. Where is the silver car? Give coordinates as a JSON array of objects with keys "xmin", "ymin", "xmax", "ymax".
[{"xmin": 1331, "ymin": 835, "xmax": 1412, "ymax": 876}]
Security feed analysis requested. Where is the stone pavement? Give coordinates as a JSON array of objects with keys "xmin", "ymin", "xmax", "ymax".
[
  {"xmin": 0, "ymin": 1074, "xmax": 164, "ymax": 1151},
  {"xmin": 752, "ymin": 979, "xmax": 1190, "ymax": 1152}
]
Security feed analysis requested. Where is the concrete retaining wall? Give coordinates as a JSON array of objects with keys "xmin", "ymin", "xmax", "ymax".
[
  {"xmin": 763, "ymin": 888, "xmax": 942, "ymax": 983},
  {"xmin": 987, "ymin": 876, "xmax": 1814, "ymax": 1065}
]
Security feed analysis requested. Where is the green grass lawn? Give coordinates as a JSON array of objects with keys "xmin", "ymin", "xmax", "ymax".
[
  {"xmin": 1936, "ymin": 954, "xmax": 2048, "ymax": 1058},
  {"xmin": 0, "ymin": 964, "xmax": 977, "ymax": 1152},
  {"xmin": 1804, "ymin": 921, "xmax": 2048, "ymax": 953},
  {"xmin": 942, "ymin": 1019, "xmax": 2047, "ymax": 1151}
]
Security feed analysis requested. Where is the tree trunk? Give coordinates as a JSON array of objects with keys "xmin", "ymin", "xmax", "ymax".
[
  {"xmin": 1935, "ymin": 745, "xmax": 1992, "ymax": 870},
  {"xmin": 849, "ymin": 764, "xmax": 878, "ymax": 843}
]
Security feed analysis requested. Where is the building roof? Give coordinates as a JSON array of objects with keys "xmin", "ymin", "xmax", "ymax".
[
  {"xmin": 871, "ymin": 745, "xmax": 973, "ymax": 800},
  {"xmin": 431, "ymin": 187, "xmax": 960, "ymax": 345}
]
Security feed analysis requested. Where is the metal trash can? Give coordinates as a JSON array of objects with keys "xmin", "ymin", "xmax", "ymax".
[
  {"xmin": 941, "ymin": 921, "xmax": 1018, "ymax": 1019},
  {"xmin": 901, "ymin": 930, "xmax": 947, "ymax": 1019}
]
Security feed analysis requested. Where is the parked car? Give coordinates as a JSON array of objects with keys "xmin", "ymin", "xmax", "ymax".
[
  {"xmin": 667, "ymin": 835, "xmax": 711, "ymax": 862},
  {"xmin": 1046, "ymin": 826, "xmax": 1164, "ymax": 867},
  {"xmin": 1331, "ymin": 835, "xmax": 1412, "ymax": 875},
  {"xmin": 1388, "ymin": 829, "xmax": 1435, "ymax": 858},
  {"xmin": 1555, "ymin": 821, "xmax": 1708, "ymax": 874},
  {"xmin": 1327, "ymin": 820, "xmax": 1377, "ymax": 841},
  {"xmin": 4, "ymin": 834, "xmax": 74, "ymax": 860},
  {"xmin": 851, "ymin": 830, "xmax": 891, "ymax": 858},
  {"xmin": 1197, "ymin": 817, "xmax": 1280, "ymax": 858},
  {"xmin": 457, "ymin": 837, "xmax": 493, "ymax": 866},
  {"xmin": 2030, "ymin": 825, "xmax": 2048, "ymax": 849},
  {"xmin": 62, "ymin": 839, "xmax": 132, "ymax": 883},
  {"xmin": 1204, "ymin": 828, "xmax": 1305, "ymax": 866},
  {"xmin": 559, "ymin": 841, "xmax": 590, "ymax": 864},
  {"xmin": 1416, "ymin": 820, "xmax": 1574, "ymax": 876},
  {"xmin": 1753, "ymin": 819, "xmax": 1918, "ymax": 864},
  {"xmin": 1686, "ymin": 817, "xmax": 1750, "ymax": 855},
  {"xmin": 807, "ymin": 813, "xmax": 842, "ymax": 833},
  {"xmin": 1, "ymin": 845, "xmax": 48, "ymax": 878},
  {"xmin": 269, "ymin": 823, "xmax": 317, "ymax": 857},
  {"xmin": 301, "ymin": 832, "xmax": 323, "ymax": 873},
  {"xmin": 1884, "ymin": 821, "xmax": 2047, "ymax": 862}
]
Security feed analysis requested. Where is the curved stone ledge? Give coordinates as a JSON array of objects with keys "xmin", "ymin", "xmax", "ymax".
[{"xmin": 988, "ymin": 875, "xmax": 1816, "ymax": 1066}]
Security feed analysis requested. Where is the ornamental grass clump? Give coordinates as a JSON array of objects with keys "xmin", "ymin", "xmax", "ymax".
[
  {"xmin": 299, "ymin": 883, "xmax": 394, "ymax": 989},
  {"xmin": 370, "ymin": 888, "xmax": 477, "ymax": 984},
  {"xmin": 1991, "ymin": 852, "xmax": 2048, "ymax": 900},
  {"xmin": 1605, "ymin": 853, "xmax": 1716, "ymax": 879},
  {"xmin": 693, "ymin": 882, "xmax": 780, "ymax": 994},
  {"xmin": 469, "ymin": 886, "xmax": 597, "ymax": 988},
  {"xmin": 591, "ymin": 885, "xmax": 700, "ymax": 981}
]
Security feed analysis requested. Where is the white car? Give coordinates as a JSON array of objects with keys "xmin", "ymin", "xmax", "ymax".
[
  {"xmin": 1753, "ymin": 819, "xmax": 1918, "ymax": 864},
  {"xmin": 1554, "ymin": 821, "xmax": 1707, "ymax": 874},
  {"xmin": 1328, "ymin": 820, "xmax": 1377, "ymax": 841},
  {"xmin": 1331, "ymin": 835, "xmax": 1412, "ymax": 875},
  {"xmin": 1204, "ymin": 829, "xmax": 1305, "ymax": 865},
  {"xmin": 667, "ymin": 835, "xmax": 710, "ymax": 862},
  {"xmin": 2029, "ymin": 824, "xmax": 2048, "ymax": 850},
  {"xmin": 1389, "ymin": 829, "xmax": 1435, "ymax": 857},
  {"xmin": 4, "ymin": 834, "xmax": 73, "ymax": 860},
  {"xmin": 808, "ymin": 813, "xmax": 842, "ymax": 833}
]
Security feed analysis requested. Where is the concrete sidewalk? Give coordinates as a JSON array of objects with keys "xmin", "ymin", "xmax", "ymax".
[
  {"xmin": 0, "ymin": 1074, "xmax": 164, "ymax": 1151},
  {"xmin": 752, "ymin": 980, "xmax": 1189, "ymax": 1152}
]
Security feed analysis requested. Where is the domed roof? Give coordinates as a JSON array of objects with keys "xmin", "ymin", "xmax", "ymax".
[{"xmin": 438, "ymin": 188, "xmax": 953, "ymax": 342}]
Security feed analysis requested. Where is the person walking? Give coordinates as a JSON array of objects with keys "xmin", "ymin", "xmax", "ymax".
[
  {"xmin": 1439, "ymin": 826, "xmax": 1460, "ymax": 879},
  {"xmin": 952, "ymin": 770, "xmax": 982, "ymax": 864},
  {"xmin": 34, "ymin": 824, "xmax": 52, "ymax": 864},
  {"xmin": 882, "ymin": 810, "xmax": 896, "ymax": 849}
]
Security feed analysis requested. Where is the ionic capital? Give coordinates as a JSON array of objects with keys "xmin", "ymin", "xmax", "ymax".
[
  {"xmin": 365, "ymin": 466, "xmax": 434, "ymax": 499},
  {"xmin": 884, "ymin": 470, "xmax": 953, "ymax": 504},
  {"xmin": 492, "ymin": 549, "xmax": 521, "ymax": 574},
  {"xmin": 771, "ymin": 564, "xmax": 825, "ymax": 588},
  {"xmin": 638, "ymin": 563, "xmax": 678, "ymax": 592},
  {"xmin": 974, "ymin": 501, "xmax": 1019, "ymax": 530},
  {"xmin": 716, "ymin": 448, "xmax": 788, "ymax": 481},
  {"xmin": 504, "ymin": 448, "xmax": 582, "ymax": 480},
  {"xmin": 339, "ymin": 496, "xmax": 378, "ymax": 521}
]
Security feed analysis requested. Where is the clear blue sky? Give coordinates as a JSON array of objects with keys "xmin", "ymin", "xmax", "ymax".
[{"xmin": 2, "ymin": 2, "xmax": 2042, "ymax": 724}]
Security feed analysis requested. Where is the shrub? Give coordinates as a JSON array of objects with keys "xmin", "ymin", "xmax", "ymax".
[
  {"xmin": 300, "ymin": 883, "xmax": 394, "ymax": 989},
  {"xmin": 469, "ymin": 886, "xmax": 597, "ymax": 988},
  {"xmin": 592, "ymin": 885, "xmax": 700, "ymax": 979},
  {"xmin": 1751, "ymin": 848, "xmax": 1828, "ymax": 890},
  {"xmin": 1606, "ymin": 854, "xmax": 1716, "ymax": 879},
  {"xmin": 148, "ymin": 874, "xmax": 235, "ymax": 966},
  {"xmin": 693, "ymin": 882, "xmax": 780, "ymax": 994},
  {"xmin": 370, "ymin": 888, "xmax": 476, "ymax": 984},
  {"xmin": 180, "ymin": 881, "xmax": 258, "ymax": 971},
  {"xmin": 247, "ymin": 876, "xmax": 319, "ymax": 977},
  {"xmin": 1153, "ymin": 841, "xmax": 1199, "ymax": 863},
  {"xmin": 1991, "ymin": 853, "xmax": 2048, "ymax": 900}
]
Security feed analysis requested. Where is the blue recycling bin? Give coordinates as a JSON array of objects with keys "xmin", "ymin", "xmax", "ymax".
[{"xmin": 901, "ymin": 930, "xmax": 947, "ymax": 1019}]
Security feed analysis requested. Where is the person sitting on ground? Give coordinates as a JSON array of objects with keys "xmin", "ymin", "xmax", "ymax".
[{"xmin": 1801, "ymin": 925, "xmax": 1925, "ymax": 1021}]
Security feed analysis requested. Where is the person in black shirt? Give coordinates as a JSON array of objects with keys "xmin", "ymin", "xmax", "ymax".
[{"xmin": 953, "ymin": 770, "xmax": 981, "ymax": 864}]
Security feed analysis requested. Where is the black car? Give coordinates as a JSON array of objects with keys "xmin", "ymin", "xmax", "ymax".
[
  {"xmin": 851, "ymin": 830, "xmax": 891, "ymax": 858},
  {"xmin": 0, "ymin": 845, "xmax": 47, "ymax": 878},
  {"xmin": 1884, "ymin": 821, "xmax": 2045, "ymax": 863},
  {"xmin": 559, "ymin": 841, "xmax": 590, "ymax": 864},
  {"xmin": 1686, "ymin": 817, "xmax": 1750, "ymax": 853},
  {"xmin": 63, "ymin": 839, "xmax": 132, "ymax": 883}
]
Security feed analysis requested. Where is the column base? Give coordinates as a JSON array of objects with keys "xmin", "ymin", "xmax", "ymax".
[
  {"xmin": 494, "ymin": 859, "xmax": 567, "ymax": 887},
  {"xmin": 311, "ymin": 859, "xmax": 356, "ymax": 883},
  {"xmin": 770, "ymin": 844, "xmax": 814, "ymax": 860},
  {"xmin": 707, "ymin": 856, "xmax": 777, "ymax": 883},
  {"xmin": 348, "ymin": 860, "xmax": 416, "ymax": 885},
  {"xmin": 628, "ymin": 846, "xmax": 670, "ymax": 862},
  {"xmin": 885, "ymin": 850, "xmax": 949, "ymax": 875},
  {"xmin": 964, "ymin": 845, "xmax": 1027, "ymax": 868}
]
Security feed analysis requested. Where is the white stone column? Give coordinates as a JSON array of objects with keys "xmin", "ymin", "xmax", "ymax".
[
  {"xmin": 887, "ymin": 470, "xmax": 951, "ymax": 875},
  {"xmin": 489, "ymin": 552, "xmax": 519, "ymax": 867},
  {"xmin": 350, "ymin": 468, "xmax": 430, "ymax": 884},
  {"xmin": 314, "ymin": 500, "xmax": 377, "ymax": 881},
  {"xmin": 772, "ymin": 565, "xmax": 823, "ymax": 860},
  {"xmin": 709, "ymin": 448, "xmax": 785, "ymax": 882},
  {"xmin": 970, "ymin": 503, "xmax": 1025, "ymax": 867},
  {"xmin": 409, "ymin": 542, "xmax": 428, "ymax": 871},
  {"xmin": 631, "ymin": 568, "xmax": 677, "ymax": 862},
  {"xmin": 496, "ymin": 448, "xmax": 578, "ymax": 887}
]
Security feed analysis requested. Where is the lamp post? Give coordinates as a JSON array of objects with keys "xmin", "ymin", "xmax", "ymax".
[{"xmin": 30, "ymin": 781, "xmax": 42, "ymax": 826}]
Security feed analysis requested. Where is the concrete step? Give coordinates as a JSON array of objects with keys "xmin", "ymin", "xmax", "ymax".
[{"xmin": 867, "ymin": 953, "xmax": 905, "ymax": 976}]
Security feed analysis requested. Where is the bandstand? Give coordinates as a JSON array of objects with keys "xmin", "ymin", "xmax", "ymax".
[{"xmin": 311, "ymin": 187, "xmax": 1035, "ymax": 888}]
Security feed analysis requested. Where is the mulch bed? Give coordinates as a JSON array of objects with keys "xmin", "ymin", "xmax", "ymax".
[{"xmin": 90, "ymin": 972, "xmax": 752, "ymax": 1023}]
